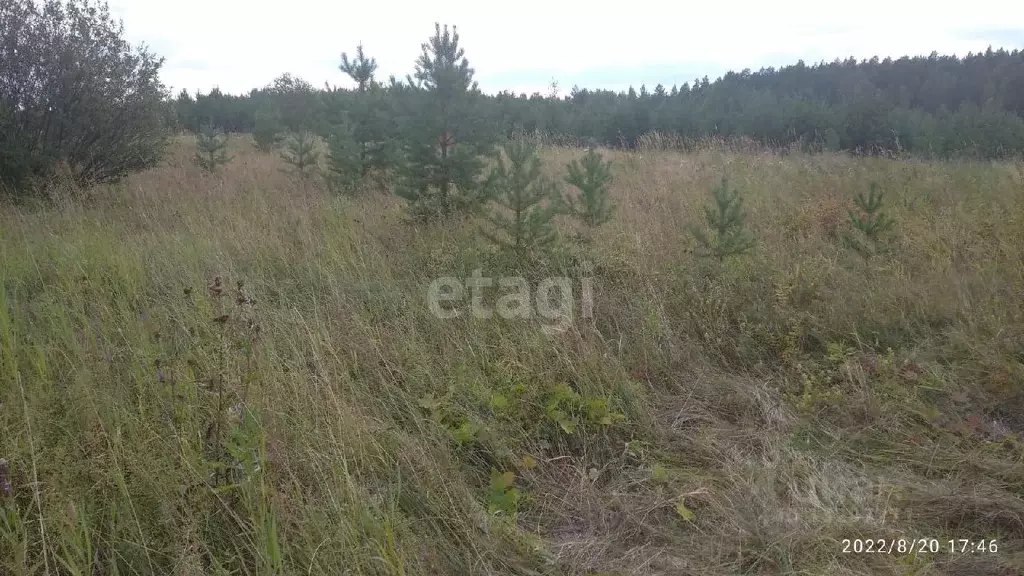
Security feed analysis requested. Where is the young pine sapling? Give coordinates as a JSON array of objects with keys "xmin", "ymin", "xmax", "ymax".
[
  {"xmin": 691, "ymin": 176, "xmax": 756, "ymax": 260},
  {"xmin": 279, "ymin": 131, "xmax": 321, "ymax": 177},
  {"xmin": 194, "ymin": 125, "xmax": 232, "ymax": 172},
  {"xmin": 844, "ymin": 182, "xmax": 895, "ymax": 258},
  {"xmin": 479, "ymin": 137, "xmax": 560, "ymax": 258},
  {"xmin": 563, "ymin": 148, "xmax": 615, "ymax": 228}
]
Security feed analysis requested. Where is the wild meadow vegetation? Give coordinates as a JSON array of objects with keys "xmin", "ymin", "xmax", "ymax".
[
  {"xmin": 3, "ymin": 134, "xmax": 1024, "ymax": 575},
  {"xmin": 3, "ymin": 1, "xmax": 1024, "ymax": 575}
]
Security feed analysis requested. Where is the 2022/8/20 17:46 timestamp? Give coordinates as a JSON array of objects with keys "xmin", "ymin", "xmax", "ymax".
[{"xmin": 842, "ymin": 538, "xmax": 999, "ymax": 555}]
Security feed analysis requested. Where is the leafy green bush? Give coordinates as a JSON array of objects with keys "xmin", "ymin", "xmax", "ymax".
[
  {"xmin": 0, "ymin": 0, "xmax": 168, "ymax": 195},
  {"xmin": 487, "ymin": 469, "xmax": 520, "ymax": 517}
]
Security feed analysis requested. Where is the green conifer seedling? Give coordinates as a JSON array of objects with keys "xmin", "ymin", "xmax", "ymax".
[
  {"xmin": 279, "ymin": 131, "xmax": 321, "ymax": 177},
  {"xmin": 194, "ymin": 125, "xmax": 232, "ymax": 172},
  {"xmin": 480, "ymin": 137, "xmax": 560, "ymax": 258},
  {"xmin": 844, "ymin": 182, "xmax": 895, "ymax": 258},
  {"xmin": 691, "ymin": 177, "xmax": 756, "ymax": 260},
  {"xmin": 325, "ymin": 121, "xmax": 363, "ymax": 194},
  {"xmin": 252, "ymin": 108, "xmax": 282, "ymax": 152},
  {"xmin": 563, "ymin": 148, "xmax": 615, "ymax": 227}
]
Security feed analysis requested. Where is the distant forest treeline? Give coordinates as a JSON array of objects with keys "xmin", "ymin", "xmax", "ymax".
[{"xmin": 172, "ymin": 47, "xmax": 1024, "ymax": 159}]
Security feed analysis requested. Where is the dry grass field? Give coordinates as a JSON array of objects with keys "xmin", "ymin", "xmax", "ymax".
[{"xmin": 2, "ymin": 135, "xmax": 1023, "ymax": 575}]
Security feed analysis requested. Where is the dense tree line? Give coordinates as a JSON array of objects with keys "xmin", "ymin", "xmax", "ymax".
[
  {"xmin": 175, "ymin": 47, "xmax": 1024, "ymax": 159},
  {"xmin": 5, "ymin": 0, "xmax": 1024, "ymax": 200}
]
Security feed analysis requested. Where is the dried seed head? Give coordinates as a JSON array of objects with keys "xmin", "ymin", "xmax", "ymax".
[
  {"xmin": 235, "ymin": 279, "xmax": 255, "ymax": 307},
  {"xmin": 184, "ymin": 287, "xmax": 193, "ymax": 296},
  {"xmin": 0, "ymin": 459, "xmax": 11, "ymax": 498},
  {"xmin": 208, "ymin": 276, "xmax": 224, "ymax": 297},
  {"xmin": 227, "ymin": 403, "xmax": 245, "ymax": 423}
]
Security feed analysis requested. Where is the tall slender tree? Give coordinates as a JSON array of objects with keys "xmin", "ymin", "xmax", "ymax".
[
  {"xmin": 393, "ymin": 23, "xmax": 497, "ymax": 220},
  {"xmin": 332, "ymin": 43, "xmax": 391, "ymax": 182}
]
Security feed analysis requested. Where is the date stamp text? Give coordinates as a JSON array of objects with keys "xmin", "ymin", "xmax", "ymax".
[{"xmin": 841, "ymin": 538, "xmax": 999, "ymax": 555}]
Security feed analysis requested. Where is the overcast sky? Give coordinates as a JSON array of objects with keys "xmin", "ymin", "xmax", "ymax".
[{"xmin": 108, "ymin": 1, "xmax": 1024, "ymax": 96}]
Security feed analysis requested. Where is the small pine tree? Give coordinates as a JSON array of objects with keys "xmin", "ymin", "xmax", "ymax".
[
  {"xmin": 393, "ymin": 23, "xmax": 496, "ymax": 221},
  {"xmin": 691, "ymin": 177, "xmax": 756, "ymax": 260},
  {"xmin": 563, "ymin": 148, "xmax": 615, "ymax": 227},
  {"xmin": 279, "ymin": 131, "xmax": 320, "ymax": 177},
  {"xmin": 194, "ymin": 125, "xmax": 232, "ymax": 172},
  {"xmin": 325, "ymin": 121, "xmax": 362, "ymax": 194},
  {"xmin": 480, "ymin": 137, "xmax": 560, "ymax": 257},
  {"xmin": 252, "ymin": 108, "xmax": 282, "ymax": 152},
  {"xmin": 338, "ymin": 43, "xmax": 393, "ymax": 180},
  {"xmin": 844, "ymin": 182, "xmax": 894, "ymax": 258}
]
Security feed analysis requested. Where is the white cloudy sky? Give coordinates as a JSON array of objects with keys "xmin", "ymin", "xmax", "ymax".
[{"xmin": 108, "ymin": 0, "xmax": 1024, "ymax": 96}]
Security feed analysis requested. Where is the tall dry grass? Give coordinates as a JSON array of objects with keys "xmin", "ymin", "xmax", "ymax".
[{"xmin": 1, "ymin": 134, "xmax": 1023, "ymax": 575}]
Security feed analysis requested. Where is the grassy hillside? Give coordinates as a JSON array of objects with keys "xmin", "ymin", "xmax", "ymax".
[{"xmin": 1, "ymin": 137, "xmax": 1022, "ymax": 575}]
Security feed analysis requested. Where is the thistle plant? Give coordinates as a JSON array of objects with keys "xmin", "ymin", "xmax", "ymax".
[
  {"xmin": 279, "ymin": 131, "xmax": 321, "ymax": 177},
  {"xmin": 844, "ymin": 182, "xmax": 895, "ymax": 258},
  {"xmin": 691, "ymin": 176, "xmax": 756, "ymax": 260},
  {"xmin": 563, "ymin": 148, "xmax": 615, "ymax": 227},
  {"xmin": 196, "ymin": 276, "xmax": 262, "ymax": 487},
  {"xmin": 194, "ymin": 125, "xmax": 232, "ymax": 172}
]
